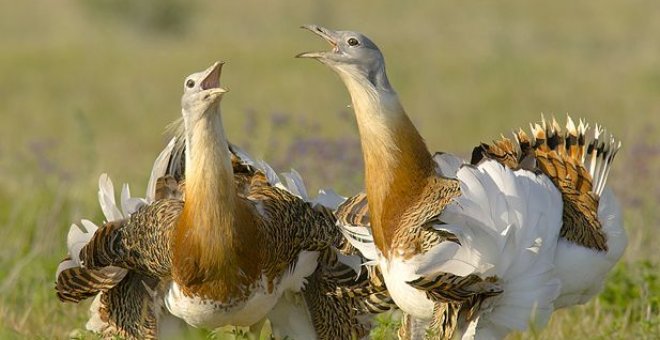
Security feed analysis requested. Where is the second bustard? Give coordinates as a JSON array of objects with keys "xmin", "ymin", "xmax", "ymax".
[{"xmin": 298, "ymin": 25, "xmax": 625, "ymax": 339}]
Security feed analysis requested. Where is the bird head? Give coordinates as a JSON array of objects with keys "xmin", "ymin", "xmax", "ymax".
[
  {"xmin": 181, "ymin": 61, "xmax": 229, "ymax": 121},
  {"xmin": 297, "ymin": 25, "xmax": 391, "ymax": 91}
]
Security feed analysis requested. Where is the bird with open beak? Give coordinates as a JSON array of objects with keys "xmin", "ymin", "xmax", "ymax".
[{"xmin": 296, "ymin": 25, "xmax": 585, "ymax": 339}]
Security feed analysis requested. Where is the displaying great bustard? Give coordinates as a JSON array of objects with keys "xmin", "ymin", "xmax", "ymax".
[
  {"xmin": 55, "ymin": 61, "xmax": 393, "ymax": 339},
  {"xmin": 298, "ymin": 25, "xmax": 625, "ymax": 339}
]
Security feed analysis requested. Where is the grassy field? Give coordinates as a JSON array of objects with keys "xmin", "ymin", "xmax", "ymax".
[{"xmin": 1, "ymin": 0, "xmax": 659, "ymax": 338}]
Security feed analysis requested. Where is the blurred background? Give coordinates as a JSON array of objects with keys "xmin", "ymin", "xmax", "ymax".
[{"xmin": 1, "ymin": 0, "xmax": 658, "ymax": 338}]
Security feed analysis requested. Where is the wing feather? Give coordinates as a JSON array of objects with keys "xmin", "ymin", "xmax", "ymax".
[
  {"xmin": 98, "ymin": 174, "xmax": 123, "ymax": 222},
  {"xmin": 145, "ymin": 137, "xmax": 177, "ymax": 201}
]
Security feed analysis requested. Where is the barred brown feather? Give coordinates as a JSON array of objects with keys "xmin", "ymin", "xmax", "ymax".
[
  {"xmin": 471, "ymin": 115, "xmax": 620, "ymax": 251},
  {"xmin": 79, "ymin": 199, "xmax": 181, "ymax": 277},
  {"xmin": 336, "ymin": 192, "xmax": 371, "ymax": 228},
  {"xmin": 93, "ymin": 272, "xmax": 161, "ymax": 340},
  {"xmin": 55, "ymin": 265, "xmax": 124, "ymax": 303},
  {"xmin": 408, "ymin": 273, "xmax": 502, "ymax": 304},
  {"xmin": 426, "ymin": 302, "xmax": 461, "ymax": 340}
]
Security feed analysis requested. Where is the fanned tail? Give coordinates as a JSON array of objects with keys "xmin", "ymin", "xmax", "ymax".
[
  {"xmin": 472, "ymin": 115, "xmax": 621, "ymax": 251},
  {"xmin": 473, "ymin": 115, "xmax": 621, "ymax": 198}
]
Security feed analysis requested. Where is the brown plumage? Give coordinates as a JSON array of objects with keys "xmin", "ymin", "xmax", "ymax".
[
  {"xmin": 335, "ymin": 192, "xmax": 370, "ymax": 229},
  {"xmin": 55, "ymin": 263, "xmax": 125, "ymax": 303},
  {"xmin": 471, "ymin": 115, "xmax": 620, "ymax": 251},
  {"xmin": 302, "ymin": 246, "xmax": 396, "ymax": 339},
  {"xmin": 320, "ymin": 233, "xmax": 396, "ymax": 316},
  {"xmin": 427, "ymin": 302, "xmax": 460, "ymax": 340},
  {"xmin": 298, "ymin": 25, "xmax": 580, "ymax": 339},
  {"xmin": 91, "ymin": 272, "xmax": 161, "ymax": 339},
  {"xmin": 333, "ymin": 112, "xmax": 478, "ymax": 306},
  {"xmin": 55, "ymin": 196, "xmax": 179, "ymax": 339},
  {"xmin": 80, "ymin": 199, "xmax": 181, "ymax": 276},
  {"xmin": 166, "ymin": 144, "xmax": 393, "ymax": 338},
  {"xmin": 335, "ymin": 185, "xmax": 496, "ymax": 339},
  {"xmin": 56, "ymin": 62, "xmax": 387, "ymax": 339}
]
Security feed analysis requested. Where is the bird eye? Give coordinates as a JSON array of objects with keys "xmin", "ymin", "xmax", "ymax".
[
  {"xmin": 186, "ymin": 79, "xmax": 195, "ymax": 88},
  {"xmin": 347, "ymin": 38, "xmax": 359, "ymax": 46}
]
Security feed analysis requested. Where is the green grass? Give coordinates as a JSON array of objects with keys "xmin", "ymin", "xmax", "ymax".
[{"xmin": 1, "ymin": 0, "xmax": 659, "ymax": 338}]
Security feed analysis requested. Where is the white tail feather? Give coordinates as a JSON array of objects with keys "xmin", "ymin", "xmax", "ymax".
[
  {"xmin": 98, "ymin": 174, "xmax": 123, "ymax": 222},
  {"xmin": 124, "ymin": 197, "xmax": 148, "ymax": 215},
  {"xmin": 257, "ymin": 160, "xmax": 286, "ymax": 189},
  {"xmin": 435, "ymin": 160, "xmax": 563, "ymax": 335},
  {"xmin": 312, "ymin": 189, "xmax": 346, "ymax": 210},
  {"xmin": 229, "ymin": 143, "xmax": 257, "ymax": 167},
  {"xmin": 145, "ymin": 137, "xmax": 177, "ymax": 201},
  {"xmin": 229, "ymin": 147, "xmax": 336, "ymax": 210},
  {"xmin": 120, "ymin": 184, "xmax": 132, "ymax": 216},
  {"xmin": 579, "ymin": 123, "xmax": 621, "ymax": 197},
  {"xmin": 66, "ymin": 220, "xmax": 97, "ymax": 264},
  {"xmin": 282, "ymin": 169, "xmax": 309, "ymax": 201}
]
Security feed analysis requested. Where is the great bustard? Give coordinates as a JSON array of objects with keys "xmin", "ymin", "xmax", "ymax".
[
  {"xmin": 55, "ymin": 61, "xmax": 392, "ymax": 339},
  {"xmin": 298, "ymin": 25, "xmax": 625, "ymax": 339}
]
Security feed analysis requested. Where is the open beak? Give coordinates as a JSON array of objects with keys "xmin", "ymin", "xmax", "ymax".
[
  {"xmin": 207, "ymin": 87, "xmax": 229, "ymax": 97},
  {"xmin": 296, "ymin": 25, "xmax": 341, "ymax": 59},
  {"xmin": 201, "ymin": 61, "xmax": 225, "ymax": 90},
  {"xmin": 202, "ymin": 61, "xmax": 229, "ymax": 99}
]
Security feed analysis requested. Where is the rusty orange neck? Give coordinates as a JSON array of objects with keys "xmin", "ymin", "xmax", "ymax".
[
  {"xmin": 172, "ymin": 112, "xmax": 259, "ymax": 288},
  {"xmin": 344, "ymin": 76, "xmax": 435, "ymax": 256}
]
